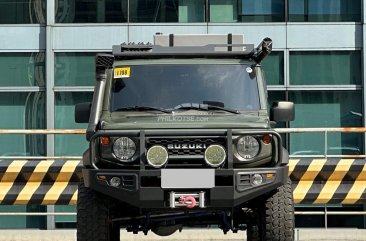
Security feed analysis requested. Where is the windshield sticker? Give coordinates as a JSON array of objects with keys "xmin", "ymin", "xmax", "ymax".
[
  {"xmin": 246, "ymin": 67, "xmax": 253, "ymax": 73},
  {"xmin": 114, "ymin": 67, "xmax": 130, "ymax": 78}
]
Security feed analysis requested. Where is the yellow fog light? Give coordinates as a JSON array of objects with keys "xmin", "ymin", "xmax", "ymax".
[
  {"xmin": 204, "ymin": 145, "xmax": 226, "ymax": 167},
  {"xmin": 147, "ymin": 145, "xmax": 169, "ymax": 168}
]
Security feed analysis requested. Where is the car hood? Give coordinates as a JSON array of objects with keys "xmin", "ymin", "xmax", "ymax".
[{"xmin": 100, "ymin": 111, "xmax": 270, "ymax": 130}]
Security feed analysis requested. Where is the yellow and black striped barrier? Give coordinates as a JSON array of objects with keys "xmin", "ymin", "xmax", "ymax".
[
  {"xmin": 290, "ymin": 158, "xmax": 366, "ymax": 204},
  {"xmin": 0, "ymin": 158, "xmax": 365, "ymax": 205},
  {"xmin": 0, "ymin": 160, "xmax": 82, "ymax": 205}
]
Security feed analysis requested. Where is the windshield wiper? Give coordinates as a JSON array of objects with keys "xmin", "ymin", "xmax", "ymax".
[
  {"xmin": 114, "ymin": 106, "xmax": 171, "ymax": 113},
  {"xmin": 173, "ymin": 103, "xmax": 239, "ymax": 114}
]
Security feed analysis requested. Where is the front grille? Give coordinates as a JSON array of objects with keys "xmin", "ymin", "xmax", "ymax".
[
  {"xmin": 146, "ymin": 137, "xmax": 227, "ymax": 168},
  {"xmin": 146, "ymin": 137, "xmax": 226, "ymax": 156}
]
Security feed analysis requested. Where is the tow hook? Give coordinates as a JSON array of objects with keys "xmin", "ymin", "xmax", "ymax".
[
  {"xmin": 179, "ymin": 196, "xmax": 196, "ymax": 208},
  {"xmin": 169, "ymin": 191, "xmax": 205, "ymax": 208}
]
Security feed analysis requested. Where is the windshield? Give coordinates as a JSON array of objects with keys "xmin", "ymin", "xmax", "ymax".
[{"xmin": 109, "ymin": 64, "xmax": 260, "ymax": 113}]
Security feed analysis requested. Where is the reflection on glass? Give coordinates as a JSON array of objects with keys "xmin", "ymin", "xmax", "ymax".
[
  {"xmin": 210, "ymin": 0, "xmax": 285, "ymax": 22},
  {"xmin": 110, "ymin": 64, "xmax": 260, "ymax": 111},
  {"xmin": 288, "ymin": 0, "xmax": 361, "ymax": 22},
  {"xmin": 290, "ymin": 51, "xmax": 361, "ymax": 85},
  {"xmin": 0, "ymin": 0, "xmax": 46, "ymax": 24},
  {"xmin": 130, "ymin": 0, "xmax": 205, "ymax": 22},
  {"xmin": 55, "ymin": 53, "xmax": 95, "ymax": 86},
  {"xmin": 240, "ymin": 0, "xmax": 285, "ymax": 22},
  {"xmin": 0, "ymin": 92, "xmax": 45, "ymax": 156},
  {"xmin": 0, "ymin": 206, "xmax": 46, "ymax": 229},
  {"xmin": 268, "ymin": 91, "xmax": 286, "ymax": 108},
  {"xmin": 55, "ymin": 206, "xmax": 76, "ymax": 223},
  {"xmin": 55, "ymin": 92, "xmax": 93, "ymax": 156},
  {"xmin": 56, "ymin": 0, "xmax": 128, "ymax": 23},
  {"xmin": 209, "ymin": 0, "xmax": 238, "ymax": 22},
  {"xmin": 0, "ymin": 53, "xmax": 45, "ymax": 87},
  {"xmin": 56, "ymin": 0, "xmax": 206, "ymax": 23},
  {"xmin": 289, "ymin": 91, "xmax": 363, "ymax": 155},
  {"xmin": 262, "ymin": 52, "xmax": 284, "ymax": 85}
]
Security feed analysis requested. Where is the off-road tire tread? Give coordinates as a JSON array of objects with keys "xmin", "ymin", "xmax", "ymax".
[
  {"xmin": 247, "ymin": 179, "xmax": 294, "ymax": 241},
  {"xmin": 77, "ymin": 182, "xmax": 119, "ymax": 241}
]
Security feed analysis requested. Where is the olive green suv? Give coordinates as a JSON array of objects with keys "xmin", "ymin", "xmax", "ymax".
[{"xmin": 75, "ymin": 34, "xmax": 295, "ymax": 241}]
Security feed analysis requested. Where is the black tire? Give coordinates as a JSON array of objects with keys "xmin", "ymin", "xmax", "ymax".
[
  {"xmin": 247, "ymin": 179, "xmax": 294, "ymax": 241},
  {"xmin": 77, "ymin": 182, "xmax": 120, "ymax": 241}
]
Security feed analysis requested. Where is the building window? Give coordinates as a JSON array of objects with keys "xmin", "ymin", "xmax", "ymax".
[
  {"xmin": 55, "ymin": 92, "xmax": 92, "ymax": 156},
  {"xmin": 0, "ymin": 92, "xmax": 45, "ymax": 156},
  {"xmin": 209, "ymin": 0, "xmax": 238, "ymax": 23},
  {"xmin": 239, "ymin": 0, "xmax": 285, "ymax": 22},
  {"xmin": 177, "ymin": 0, "xmax": 206, "ymax": 22},
  {"xmin": 56, "ymin": 0, "xmax": 205, "ymax": 23},
  {"xmin": 209, "ymin": 0, "xmax": 285, "ymax": 23},
  {"xmin": 289, "ymin": 91, "xmax": 363, "ymax": 155},
  {"xmin": 268, "ymin": 91, "xmax": 286, "ymax": 108},
  {"xmin": 54, "ymin": 53, "xmax": 95, "ymax": 154},
  {"xmin": 55, "ymin": 53, "xmax": 96, "ymax": 86},
  {"xmin": 0, "ymin": 206, "xmax": 46, "ymax": 228},
  {"xmin": 262, "ymin": 51, "xmax": 284, "ymax": 85},
  {"xmin": 0, "ymin": 53, "xmax": 45, "ymax": 87},
  {"xmin": 55, "ymin": 0, "xmax": 128, "ymax": 23},
  {"xmin": 0, "ymin": 52, "xmax": 46, "ymax": 157},
  {"xmin": 0, "ymin": 0, "xmax": 46, "ymax": 24},
  {"xmin": 289, "ymin": 51, "xmax": 361, "ymax": 85},
  {"xmin": 288, "ymin": 0, "xmax": 361, "ymax": 22},
  {"xmin": 129, "ymin": 0, "xmax": 205, "ymax": 23},
  {"xmin": 54, "ymin": 0, "xmax": 363, "ymax": 23}
]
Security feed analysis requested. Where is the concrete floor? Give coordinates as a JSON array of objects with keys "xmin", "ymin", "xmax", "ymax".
[{"xmin": 0, "ymin": 229, "xmax": 366, "ymax": 241}]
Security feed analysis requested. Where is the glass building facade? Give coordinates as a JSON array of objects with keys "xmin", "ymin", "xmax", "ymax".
[{"xmin": 0, "ymin": 0, "xmax": 365, "ymax": 229}]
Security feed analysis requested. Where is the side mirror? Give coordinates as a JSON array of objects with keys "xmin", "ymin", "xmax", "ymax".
[
  {"xmin": 75, "ymin": 102, "xmax": 92, "ymax": 123},
  {"xmin": 270, "ymin": 101, "xmax": 295, "ymax": 122}
]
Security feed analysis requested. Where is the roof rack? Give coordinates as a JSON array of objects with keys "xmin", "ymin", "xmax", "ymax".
[{"xmin": 112, "ymin": 36, "xmax": 272, "ymax": 64}]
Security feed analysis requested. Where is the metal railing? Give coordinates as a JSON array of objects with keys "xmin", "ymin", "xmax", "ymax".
[
  {"xmin": 0, "ymin": 127, "xmax": 365, "ymax": 224},
  {"xmin": 0, "ymin": 129, "xmax": 85, "ymax": 160},
  {"xmin": 276, "ymin": 127, "xmax": 366, "ymax": 159}
]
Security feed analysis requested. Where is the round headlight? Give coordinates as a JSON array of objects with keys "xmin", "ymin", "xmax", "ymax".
[
  {"xmin": 204, "ymin": 145, "xmax": 226, "ymax": 167},
  {"xmin": 236, "ymin": 136, "xmax": 260, "ymax": 160},
  {"xmin": 147, "ymin": 145, "xmax": 168, "ymax": 168},
  {"xmin": 113, "ymin": 137, "xmax": 136, "ymax": 161}
]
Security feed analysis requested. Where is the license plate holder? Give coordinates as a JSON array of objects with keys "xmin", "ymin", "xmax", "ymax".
[{"xmin": 161, "ymin": 169, "xmax": 215, "ymax": 189}]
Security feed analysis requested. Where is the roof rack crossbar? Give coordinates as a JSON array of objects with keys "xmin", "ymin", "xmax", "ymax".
[
  {"xmin": 111, "ymin": 37, "xmax": 272, "ymax": 62},
  {"xmin": 112, "ymin": 44, "xmax": 255, "ymax": 58}
]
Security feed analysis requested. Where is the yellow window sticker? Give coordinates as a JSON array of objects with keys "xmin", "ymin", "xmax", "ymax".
[{"xmin": 114, "ymin": 67, "xmax": 130, "ymax": 78}]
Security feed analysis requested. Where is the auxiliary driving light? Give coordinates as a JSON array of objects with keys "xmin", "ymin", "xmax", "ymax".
[
  {"xmin": 110, "ymin": 177, "xmax": 121, "ymax": 187},
  {"xmin": 147, "ymin": 145, "xmax": 169, "ymax": 168},
  {"xmin": 204, "ymin": 145, "xmax": 226, "ymax": 167},
  {"xmin": 252, "ymin": 174, "xmax": 263, "ymax": 186}
]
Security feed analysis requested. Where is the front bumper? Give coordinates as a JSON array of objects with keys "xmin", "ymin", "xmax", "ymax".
[{"xmin": 83, "ymin": 166, "xmax": 288, "ymax": 208}]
